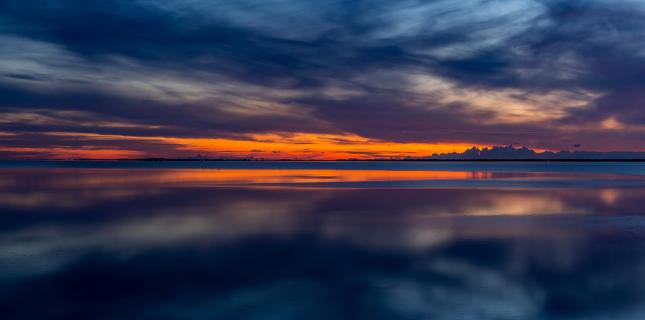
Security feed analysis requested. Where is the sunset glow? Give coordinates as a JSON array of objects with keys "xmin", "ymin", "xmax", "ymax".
[
  {"xmin": 1, "ymin": 0, "xmax": 644, "ymax": 158},
  {"xmin": 2, "ymin": 2, "xmax": 645, "ymax": 318},
  {"xmin": 0, "ymin": 131, "xmax": 489, "ymax": 159}
]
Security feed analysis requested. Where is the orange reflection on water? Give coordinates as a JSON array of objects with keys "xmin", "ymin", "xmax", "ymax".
[
  {"xmin": 1, "ymin": 168, "xmax": 499, "ymax": 189},
  {"xmin": 154, "ymin": 169, "xmax": 494, "ymax": 185}
]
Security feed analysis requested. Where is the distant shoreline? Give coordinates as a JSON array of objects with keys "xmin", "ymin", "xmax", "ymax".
[{"xmin": 2, "ymin": 159, "xmax": 645, "ymax": 162}]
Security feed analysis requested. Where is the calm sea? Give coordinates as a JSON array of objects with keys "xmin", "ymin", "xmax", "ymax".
[{"xmin": 1, "ymin": 161, "xmax": 645, "ymax": 319}]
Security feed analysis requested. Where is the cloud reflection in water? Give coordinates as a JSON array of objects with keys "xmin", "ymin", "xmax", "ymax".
[{"xmin": 1, "ymin": 167, "xmax": 645, "ymax": 319}]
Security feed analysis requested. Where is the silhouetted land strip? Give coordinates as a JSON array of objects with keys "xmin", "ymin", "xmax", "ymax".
[
  {"xmin": 4, "ymin": 158, "xmax": 645, "ymax": 162},
  {"xmin": 3, "ymin": 145, "xmax": 645, "ymax": 162}
]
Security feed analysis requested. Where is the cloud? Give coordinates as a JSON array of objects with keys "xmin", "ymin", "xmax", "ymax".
[{"xmin": 0, "ymin": 0, "xmax": 644, "ymax": 157}]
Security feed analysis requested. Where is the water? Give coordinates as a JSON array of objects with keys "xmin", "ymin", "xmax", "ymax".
[{"xmin": 1, "ymin": 161, "xmax": 645, "ymax": 319}]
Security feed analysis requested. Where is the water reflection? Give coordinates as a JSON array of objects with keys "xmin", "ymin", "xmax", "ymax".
[
  {"xmin": 1, "ymin": 167, "xmax": 645, "ymax": 319},
  {"xmin": 2, "ymin": 167, "xmax": 643, "ymax": 188}
]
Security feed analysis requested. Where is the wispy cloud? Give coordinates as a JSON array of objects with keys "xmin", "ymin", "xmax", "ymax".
[{"xmin": 0, "ymin": 0, "xmax": 644, "ymax": 157}]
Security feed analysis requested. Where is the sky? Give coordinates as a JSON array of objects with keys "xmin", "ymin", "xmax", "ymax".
[{"xmin": 0, "ymin": 0, "xmax": 644, "ymax": 159}]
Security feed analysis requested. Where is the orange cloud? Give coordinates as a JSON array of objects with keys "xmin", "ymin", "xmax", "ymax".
[
  {"xmin": 4, "ymin": 132, "xmax": 489, "ymax": 160},
  {"xmin": 161, "ymin": 133, "xmax": 488, "ymax": 160}
]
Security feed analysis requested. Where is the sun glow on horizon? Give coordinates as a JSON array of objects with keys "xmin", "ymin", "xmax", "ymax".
[{"xmin": 3, "ymin": 132, "xmax": 489, "ymax": 160}]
